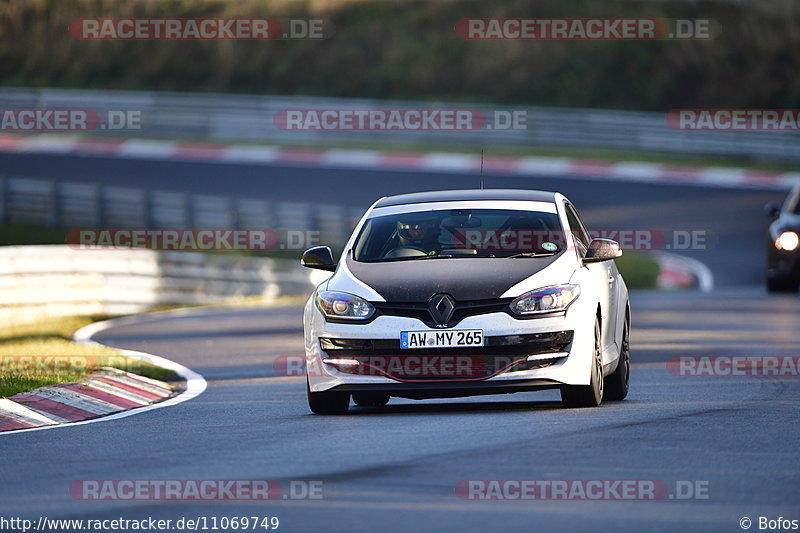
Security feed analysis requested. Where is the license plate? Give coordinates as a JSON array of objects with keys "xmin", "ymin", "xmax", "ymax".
[{"xmin": 400, "ymin": 329, "xmax": 484, "ymax": 349}]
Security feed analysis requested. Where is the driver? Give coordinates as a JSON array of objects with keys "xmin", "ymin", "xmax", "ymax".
[{"xmin": 396, "ymin": 220, "xmax": 441, "ymax": 253}]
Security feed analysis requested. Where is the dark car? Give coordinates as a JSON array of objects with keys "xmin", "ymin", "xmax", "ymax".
[{"xmin": 765, "ymin": 184, "xmax": 800, "ymax": 293}]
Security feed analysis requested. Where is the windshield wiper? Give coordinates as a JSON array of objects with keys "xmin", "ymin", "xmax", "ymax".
[
  {"xmin": 365, "ymin": 254, "xmax": 456, "ymax": 262},
  {"xmin": 411, "ymin": 254, "xmax": 479, "ymax": 259},
  {"xmin": 505, "ymin": 252, "xmax": 557, "ymax": 258}
]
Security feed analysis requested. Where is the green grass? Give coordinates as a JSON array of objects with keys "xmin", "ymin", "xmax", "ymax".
[
  {"xmin": 0, "ymin": 315, "xmax": 178, "ymax": 398},
  {"xmin": 0, "ymin": 225, "xmax": 70, "ymax": 247},
  {"xmin": 147, "ymin": 293, "xmax": 306, "ymax": 313},
  {"xmin": 615, "ymin": 252, "xmax": 660, "ymax": 290}
]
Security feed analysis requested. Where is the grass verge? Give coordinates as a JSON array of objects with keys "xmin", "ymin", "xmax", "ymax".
[
  {"xmin": 0, "ymin": 315, "xmax": 178, "ymax": 398},
  {"xmin": 615, "ymin": 253, "xmax": 660, "ymax": 290}
]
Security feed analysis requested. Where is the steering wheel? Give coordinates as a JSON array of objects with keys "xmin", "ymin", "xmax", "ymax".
[{"xmin": 383, "ymin": 246, "xmax": 429, "ymax": 258}]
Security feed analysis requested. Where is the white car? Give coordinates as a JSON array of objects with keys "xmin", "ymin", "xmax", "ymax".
[{"xmin": 302, "ymin": 189, "xmax": 630, "ymax": 414}]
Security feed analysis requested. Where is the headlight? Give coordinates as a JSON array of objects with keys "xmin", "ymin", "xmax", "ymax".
[
  {"xmin": 315, "ymin": 291, "xmax": 375, "ymax": 321},
  {"xmin": 776, "ymin": 231, "xmax": 799, "ymax": 251},
  {"xmin": 510, "ymin": 284, "xmax": 581, "ymax": 315}
]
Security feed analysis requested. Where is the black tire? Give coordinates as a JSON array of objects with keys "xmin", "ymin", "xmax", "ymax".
[
  {"xmin": 561, "ymin": 317, "xmax": 604, "ymax": 408},
  {"xmin": 307, "ymin": 378, "xmax": 350, "ymax": 415},
  {"xmin": 604, "ymin": 311, "xmax": 630, "ymax": 401},
  {"xmin": 766, "ymin": 276, "xmax": 800, "ymax": 293},
  {"xmin": 352, "ymin": 392, "xmax": 390, "ymax": 407}
]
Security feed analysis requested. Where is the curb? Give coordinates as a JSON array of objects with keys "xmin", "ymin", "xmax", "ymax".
[
  {"xmin": 1, "ymin": 133, "xmax": 798, "ymax": 190},
  {"xmin": 0, "ymin": 319, "xmax": 207, "ymax": 435},
  {"xmin": 0, "ymin": 368, "xmax": 173, "ymax": 432},
  {"xmin": 653, "ymin": 252, "xmax": 714, "ymax": 292}
]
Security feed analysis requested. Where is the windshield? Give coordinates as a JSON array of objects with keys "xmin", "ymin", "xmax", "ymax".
[{"xmin": 352, "ymin": 208, "xmax": 564, "ymax": 262}]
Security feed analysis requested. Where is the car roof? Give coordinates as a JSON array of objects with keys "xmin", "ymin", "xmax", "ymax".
[{"xmin": 374, "ymin": 189, "xmax": 559, "ymax": 208}]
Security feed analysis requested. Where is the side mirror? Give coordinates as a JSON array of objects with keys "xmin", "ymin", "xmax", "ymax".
[
  {"xmin": 584, "ymin": 238, "xmax": 622, "ymax": 264},
  {"xmin": 765, "ymin": 203, "xmax": 781, "ymax": 219},
  {"xmin": 301, "ymin": 246, "xmax": 336, "ymax": 271}
]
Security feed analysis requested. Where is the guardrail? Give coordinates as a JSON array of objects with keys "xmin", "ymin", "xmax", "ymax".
[
  {"xmin": 2, "ymin": 87, "xmax": 799, "ymax": 160},
  {"xmin": 0, "ymin": 245, "xmax": 319, "ymax": 325},
  {"xmin": 0, "ymin": 176, "xmax": 364, "ymax": 250},
  {"xmin": 0, "ymin": 175, "xmax": 358, "ymax": 325}
]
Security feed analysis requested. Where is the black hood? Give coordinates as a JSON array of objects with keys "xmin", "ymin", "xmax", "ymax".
[{"xmin": 345, "ymin": 253, "xmax": 564, "ymax": 302}]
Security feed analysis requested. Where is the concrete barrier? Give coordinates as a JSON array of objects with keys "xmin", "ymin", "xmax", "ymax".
[{"xmin": 0, "ymin": 245, "xmax": 316, "ymax": 324}]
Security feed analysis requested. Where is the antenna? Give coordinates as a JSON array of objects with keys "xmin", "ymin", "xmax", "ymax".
[{"xmin": 479, "ymin": 149, "xmax": 484, "ymax": 189}]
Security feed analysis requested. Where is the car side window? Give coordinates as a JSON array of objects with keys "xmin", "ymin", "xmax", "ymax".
[{"xmin": 564, "ymin": 203, "xmax": 591, "ymax": 255}]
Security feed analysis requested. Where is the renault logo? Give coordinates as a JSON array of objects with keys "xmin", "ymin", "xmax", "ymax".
[{"xmin": 428, "ymin": 294, "xmax": 455, "ymax": 326}]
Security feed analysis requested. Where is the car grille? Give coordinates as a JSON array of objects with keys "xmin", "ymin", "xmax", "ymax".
[
  {"xmin": 372, "ymin": 298, "xmax": 513, "ymax": 328},
  {"xmin": 320, "ymin": 331, "xmax": 573, "ymax": 381}
]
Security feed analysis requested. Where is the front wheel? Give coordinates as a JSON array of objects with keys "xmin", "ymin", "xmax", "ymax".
[
  {"xmin": 604, "ymin": 312, "xmax": 630, "ymax": 401},
  {"xmin": 307, "ymin": 378, "xmax": 350, "ymax": 415},
  {"xmin": 561, "ymin": 317, "xmax": 604, "ymax": 408}
]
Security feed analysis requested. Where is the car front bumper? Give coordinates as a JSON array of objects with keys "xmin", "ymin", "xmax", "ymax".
[{"xmin": 304, "ymin": 296, "xmax": 598, "ymax": 396}]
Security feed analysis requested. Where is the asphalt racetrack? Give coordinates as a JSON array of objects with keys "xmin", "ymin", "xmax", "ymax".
[{"xmin": 1, "ymin": 154, "xmax": 798, "ymax": 532}]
